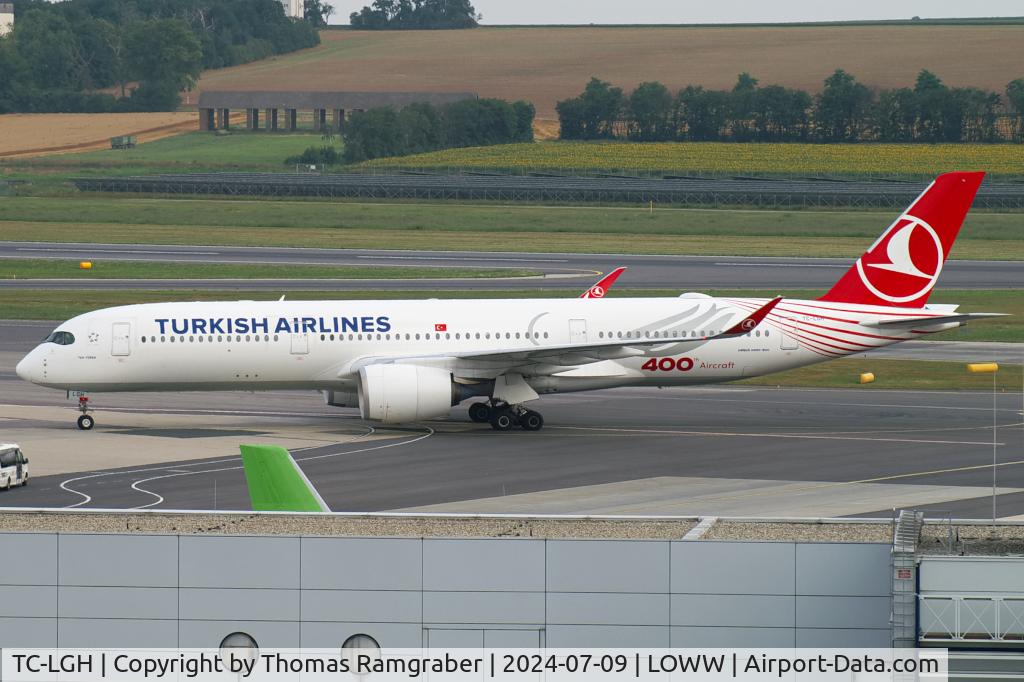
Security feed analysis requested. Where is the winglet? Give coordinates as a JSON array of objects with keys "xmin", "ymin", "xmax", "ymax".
[
  {"xmin": 240, "ymin": 444, "xmax": 329, "ymax": 512},
  {"xmin": 719, "ymin": 296, "xmax": 783, "ymax": 338},
  {"xmin": 580, "ymin": 267, "xmax": 626, "ymax": 298}
]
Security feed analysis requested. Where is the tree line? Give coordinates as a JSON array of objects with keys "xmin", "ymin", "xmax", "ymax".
[
  {"xmin": 350, "ymin": 0, "xmax": 479, "ymax": 29},
  {"xmin": 290, "ymin": 99, "xmax": 534, "ymax": 165},
  {"xmin": 0, "ymin": 0, "xmax": 326, "ymax": 113},
  {"xmin": 557, "ymin": 71, "xmax": 1024, "ymax": 143}
]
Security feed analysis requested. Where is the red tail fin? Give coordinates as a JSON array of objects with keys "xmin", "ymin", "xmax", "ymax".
[
  {"xmin": 580, "ymin": 266, "xmax": 626, "ymax": 298},
  {"xmin": 819, "ymin": 171, "xmax": 984, "ymax": 308}
]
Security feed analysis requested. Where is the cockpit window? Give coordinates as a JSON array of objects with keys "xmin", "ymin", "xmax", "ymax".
[{"xmin": 43, "ymin": 331, "xmax": 75, "ymax": 345}]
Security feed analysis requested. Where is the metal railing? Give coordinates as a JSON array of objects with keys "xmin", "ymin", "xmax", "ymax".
[{"xmin": 920, "ymin": 595, "xmax": 1024, "ymax": 643}]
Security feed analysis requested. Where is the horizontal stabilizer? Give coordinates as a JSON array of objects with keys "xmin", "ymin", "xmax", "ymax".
[
  {"xmin": 864, "ymin": 312, "xmax": 1007, "ymax": 328},
  {"xmin": 240, "ymin": 444, "xmax": 329, "ymax": 512}
]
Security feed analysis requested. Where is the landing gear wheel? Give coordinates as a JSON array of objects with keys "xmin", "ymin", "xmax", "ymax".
[
  {"xmin": 77, "ymin": 414, "xmax": 95, "ymax": 430},
  {"xmin": 490, "ymin": 411, "xmax": 515, "ymax": 431},
  {"xmin": 519, "ymin": 410, "xmax": 544, "ymax": 431},
  {"xmin": 468, "ymin": 402, "xmax": 491, "ymax": 423}
]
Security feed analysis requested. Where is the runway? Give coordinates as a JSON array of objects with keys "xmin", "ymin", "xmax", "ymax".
[
  {"xmin": 2, "ymin": 322, "xmax": 1022, "ymax": 519},
  {"xmin": 2, "ymin": 241, "xmax": 1022, "ymax": 290}
]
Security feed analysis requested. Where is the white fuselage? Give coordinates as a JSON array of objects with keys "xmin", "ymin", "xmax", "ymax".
[{"xmin": 16, "ymin": 296, "xmax": 941, "ymax": 398}]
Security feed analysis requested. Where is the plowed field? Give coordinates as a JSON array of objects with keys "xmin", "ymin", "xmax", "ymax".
[{"xmin": 197, "ymin": 25, "xmax": 1024, "ymax": 117}]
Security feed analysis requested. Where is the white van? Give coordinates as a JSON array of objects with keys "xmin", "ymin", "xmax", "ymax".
[{"xmin": 0, "ymin": 444, "xmax": 29, "ymax": 489}]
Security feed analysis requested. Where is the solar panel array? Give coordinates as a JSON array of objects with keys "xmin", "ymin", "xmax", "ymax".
[{"xmin": 73, "ymin": 172, "xmax": 1024, "ymax": 209}]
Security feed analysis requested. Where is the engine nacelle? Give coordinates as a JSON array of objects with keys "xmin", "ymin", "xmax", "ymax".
[{"xmin": 358, "ymin": 364, "xmax": 455, "ymax": 423}]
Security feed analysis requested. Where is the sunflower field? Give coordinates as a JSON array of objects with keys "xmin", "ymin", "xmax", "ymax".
[{"xmin": 355, "ymin": 141, "xmax": 1024, "ymax": 179}]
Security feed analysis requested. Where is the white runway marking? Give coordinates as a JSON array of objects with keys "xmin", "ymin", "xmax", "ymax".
[
  {"xmin": 547, "ymin": 424, "xmax": 1004, "ymax": 446},
  {"xmin": 713, "ymin": 262, "xmax": 846, "ymax": 268},
  {"xmin": 127, "ymin": 427, "xmax": 434, "ymax": 510},
  {"xmin": 57, "ymin": 425, "xmax": 378, "ymax": 509},
  {"xmin": 651, "ymin": 393, "xmax": 1024, "ymax": 413},
  {"xmin": 357, "ymin": 255, "xmax": 571, "ymax": 263}
]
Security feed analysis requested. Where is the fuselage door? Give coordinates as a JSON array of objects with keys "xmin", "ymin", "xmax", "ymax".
[
  {"xmin": 290, "ymin": 332, "xmax": 309, "ymax": 355},
  {"xmin": 111, "ymin": 322, "xmax": 131, "ymax": 356},
  {"xmin": 568, "ymin": 318, "xmax": 588, "ymax": 344},
  {"xmin": 780, "ymin": 329, "xmax": 798, "ymax": 351}
]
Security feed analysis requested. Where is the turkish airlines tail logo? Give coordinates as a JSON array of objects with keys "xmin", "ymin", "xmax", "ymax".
[
  {"xmin": 820, "ymin": 172, "xmax": 984, "ymax": 308},
  {"xmin": 580, "ymin": 267, "xmax": 626, "ymax": 299}
]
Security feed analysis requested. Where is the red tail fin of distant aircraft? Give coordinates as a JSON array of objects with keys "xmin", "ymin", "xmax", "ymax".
[
  {"xmin": 580, "ymin": 266, "xmax": 626, "ymax": 299},
  {"xmin": 819, "ymin": 171, "xmax": 984, "ymax": 308}
]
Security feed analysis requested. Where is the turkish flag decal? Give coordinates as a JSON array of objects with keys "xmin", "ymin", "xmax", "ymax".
[{"xmin": 434, "ymin": 323, "xmax": 447, "ymax": 332}]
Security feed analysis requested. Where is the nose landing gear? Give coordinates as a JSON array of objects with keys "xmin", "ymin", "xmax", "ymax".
[
  {"xmin": 468, "ymin": 401, "xmax": 545, "ymax": 432},
  {"xmin": 76, "ymin": 396, "xmax": 95, "ymax": 430}
]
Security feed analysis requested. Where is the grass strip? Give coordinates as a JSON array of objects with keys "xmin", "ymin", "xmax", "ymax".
[
  {"xmin": 1, "ymin": 196, "xmax": 1020, "ymax": 240},
  {"xmin": 0, "ymin": 259, "xmax": 539, "ymax": 280},
  {"xmin": 1, "ymin": 223, "xmax": 1019, "ymax": 261},
  {"xmin": 739, "ymin": 358, "xmax": 1023, "ymax": 392},
  {"xmin": 2, "ymin": 196, "xmax": 1019, "ymax": 259}
]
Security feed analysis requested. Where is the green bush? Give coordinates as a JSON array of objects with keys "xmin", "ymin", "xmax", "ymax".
[
  {"xmin": 341, "ymin": 98, "xmax": 535, "ymax": 163},
  {"xmin": 285, "ymin": 146, "xmax": 342, "ymax": 166}
]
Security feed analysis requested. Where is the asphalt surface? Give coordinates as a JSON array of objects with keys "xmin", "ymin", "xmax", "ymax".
[
  {"xmin": 2, "ymin": 241, "xmax": 1023, "ymax": 290},
  {"xmin": 3, "ymin": 320, "xmax": 1023, "ymax": 518},
  {"xmin": 3, "ymin": 381, "xmax": 1022, "ymax": 518}
]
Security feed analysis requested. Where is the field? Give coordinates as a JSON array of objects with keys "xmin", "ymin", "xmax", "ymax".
[
  {"xmin": 5, "ymin": 131, "xmax": 331, "ymax": 186},
  {"xmin": 1, "ymin": 197, "xmax": 1022, "ymax": 260},
  {"xmin": 0, "ymin": 113, "xmax": 196, "ymax": 159},
  {"xmin": 2, "ymin": 289, "xmax": 1019, "ymax": 343},
  {"xmin": 65, "ymin": 131, "xmax": 329, "ymax": 168},
  {"xmin": 196, "ymin": 26, "xmax": 1024, "ymax": 118},
  {"xmin": 358, "ymin": 141, "xmax": 1024, "ymax": 178}
]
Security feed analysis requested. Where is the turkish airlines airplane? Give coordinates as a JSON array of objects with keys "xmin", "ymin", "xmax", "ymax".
[{"xmin": 16, "ymin": 172, "xmax": 1001, "ymax": 432}]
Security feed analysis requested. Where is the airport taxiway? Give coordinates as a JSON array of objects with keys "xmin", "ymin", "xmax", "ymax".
[
  {"xmin": 2, "ymin": 320, "xmax": 1021, "ymax": 519},
  {"xmin": 2, "ymin": 242, "xmax": 1022, "ymax": 290}
]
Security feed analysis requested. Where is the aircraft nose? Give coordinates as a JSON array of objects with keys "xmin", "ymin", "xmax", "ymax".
[{"xmin": 15, "ymin": 352, "xmax": 39, "ymax": 383}]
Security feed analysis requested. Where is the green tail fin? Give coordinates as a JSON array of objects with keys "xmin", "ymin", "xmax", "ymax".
[{"xmin": 239, "ymin": 444, "xmax": 329, "ymax": 512}]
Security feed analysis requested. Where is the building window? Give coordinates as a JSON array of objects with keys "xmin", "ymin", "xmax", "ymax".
[
  {"xmin": 342, "ymin": 634, "xmax": 380, "ymax": 670},
  {"xmin": 219, "ymin": 632, "xmax": 259, "ymax": 671}
]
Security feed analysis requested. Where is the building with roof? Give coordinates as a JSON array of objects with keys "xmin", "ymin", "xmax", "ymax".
[
  {"xmin": 0, "ymin": 2, "xmax": 14, "ymax": 37},
  {"xmin": 279, "ymin": 0, "xmax": 301, "ymax": 19},
  {"xmin": 196, "ymin": 91, "xmax": 478, "ymax": 132}
]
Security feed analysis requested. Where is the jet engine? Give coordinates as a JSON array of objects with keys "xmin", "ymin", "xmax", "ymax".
[{"xmin": 358, "ymin": 364, "xmax": 458, "ymax": 423}]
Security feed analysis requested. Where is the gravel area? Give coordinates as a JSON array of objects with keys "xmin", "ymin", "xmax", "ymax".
[
  {"xmin": 705, "ymin": 521, "xmax": 894, "ymax": 543},
  {"xmin": 4, "ymin": 512, "xmax": 1022, "ymax": 548},
  {"xmin": 0, "ymin": 510, "xmax": 698, "ymax": 540},
  {"xmin": 919, "ymin": 523, "xmax": 1024, "ymax": 556}
]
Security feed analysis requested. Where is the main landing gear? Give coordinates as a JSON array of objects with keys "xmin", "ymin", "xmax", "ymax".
[
  {"xmin": 76, "ymin": 395, "xmax": 95, "ymax": 430},
  {"xmin": 468, "ymin": 401, "xmax": 544, "ymax": 432}
]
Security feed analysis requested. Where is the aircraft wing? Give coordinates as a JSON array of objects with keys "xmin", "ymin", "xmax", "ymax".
[
  {"xmin": 345, "ymin": 297, "xmax": 782, "ymax": 378},
  {"xmin": 239, "ymin": 444, "xmax": 329, "ymax": 512},
  {"xmin": 863, "ymin": 312, "xmax": 1008, "ymax": 328}
]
